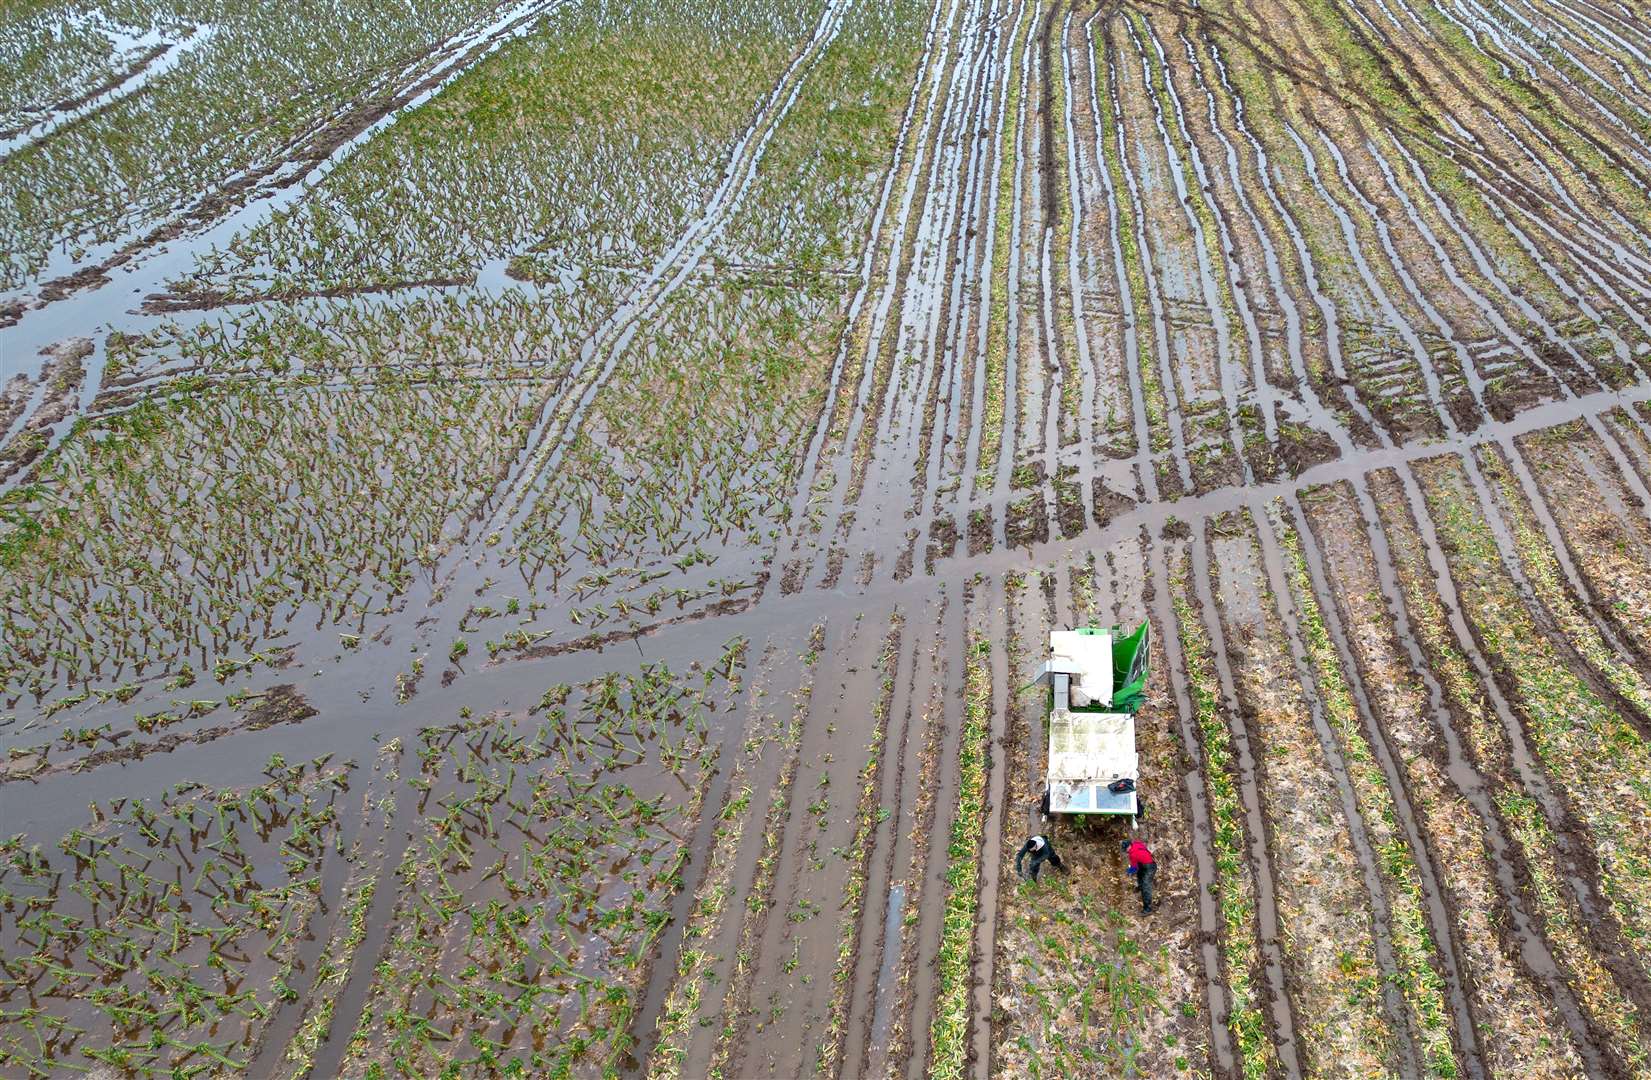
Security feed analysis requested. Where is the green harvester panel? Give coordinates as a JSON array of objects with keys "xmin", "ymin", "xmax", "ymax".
[{"xmin": 1111, "ymin": 621, "xmax": 1150, "ymax": 713}]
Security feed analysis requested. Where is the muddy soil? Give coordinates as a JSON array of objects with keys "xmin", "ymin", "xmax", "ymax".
[{"xmin": 6, "ymin": 0, "xmax": 1651, "ymax": 1076}]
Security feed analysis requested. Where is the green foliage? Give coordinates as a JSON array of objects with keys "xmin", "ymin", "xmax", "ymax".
[
  {"xmin": 0, "ymin": 757, "xmax": 349, "ymax": 1074},
  {"xmin": 342, "ymin": 647, "xmax": 739, "ymax": 1076},
  {"xmin": 928, "ymin": 636, "xmax": 991, "ymax": 1079}
]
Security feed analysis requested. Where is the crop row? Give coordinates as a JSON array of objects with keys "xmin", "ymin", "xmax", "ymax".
[
  {"xmin": 1168, "ymin": 553, "xmax": 1270, "ymax": 1080},
  {"xmin": 646, "ymin": 630, "xmax": 821, "ymax": 1079},
  {"xmin": 909, "ymin": 0, "xmax": 1651, "ymax": 559},
  {"xmin": 1275, "ymin": 511, "xmax": 1458, "ymax": 1075},
  {"xmin": 703, "ymin": 674, "xmax": 808, "ymax": 1080},
  {"xmin": 335, "ymin": 645, "xmax": 741, "ymax": 1077},
  {"xmin": 926, "ymin": 631, "xmax": 990, "ymax": 1079},
  {"xmin": 813, "ymin": 612, "xmax": 902, "ymax": 1075},
  {"xmin": 0, "ymin": 754, "xmax": 351, "ymax": 1075},
  {"xmin": 982, "ymin": 558, "xmax": 1203, "ymax": 1079},
  {"xmin": 2, "ymin": 0, "xmax": 522, "ymax": 289},
  {"xmin": 0, "ymin": 367, "xmax": 537, "ymax": 713}
]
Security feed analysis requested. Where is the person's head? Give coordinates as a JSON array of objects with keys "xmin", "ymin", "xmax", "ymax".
[{"xmin": 1120, "ymin": 839, "xmax": 1132, "ymax": 854}]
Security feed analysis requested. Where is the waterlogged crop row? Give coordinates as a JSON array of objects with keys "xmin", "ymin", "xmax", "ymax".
[
  {"xmin": 1064, "ymin": 0, "xmax": 1651, "ymax": 502},
  {"xmin": 1, "ymin": 0, "xmax": 516, "ymax": 288},
  {"xmin": 339, "ymin": 648, "xmax": 740, "ymax": 1077},
  {"xmin": 503, "ymin": 280, "xmax": 836, "ymax": 609},
  {"xmin": 926, "ymin": 634, "xmax": 989, "ymax": 1080},
  {"xmin": 486, "ymin": 0, "xmax": 931, "ymax": 636},
  {"xmin": 0, "ymin": 370, "xmax": 537, "ymax": 712},
  {"xmin": 117, "ymin": 284, "xmax": 599, "ymax": 383},
  {"xmin": 174, "ymin": 0, "xmax": 831, "ymax": 301},
  {"xmin": 0, "ymin": 755, "xmax": 351, "ymax": 1075}
]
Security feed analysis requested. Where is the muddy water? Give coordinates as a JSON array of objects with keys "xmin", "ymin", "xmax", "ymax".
[
  {"xmin": 957, "ymin": 1, "xmax": 1028, "ymax": 498},
  {"xmin": 723, "ymin": 608, "xmax": 909, "ymax": 1078},
  {"xmin": 864, "ymin": 0, "xmax": 1006, "ymax": 535},
  {"xmin": 1208, "ymin": 44, "xmax": 1384, "ymax": 449},
  {"xmin": 1159, "ymin": 28, "xmax": 1277, "ymax": 450},
  {"xmin": 11, "ymin": 378, "xmax": 1649, "ymax": 839},
  {"xmin": 790, "ymin": 0, "xmax": 979, "ymax": 578},
  {"xmin": 1083, "ymin": 17, "xmax": 1156, "ymax": 504},
  {"xmin": 1293, "ymin": 125, "xmax": 1460, "ymax": 440},
  {"xmin": 12, "ymin": 0, "xmax": 1651, "ymax": 1074},
  {"xmin": 621, "ymin": 659, "xmax": 794, "ymax": 1073},
  {"xmin": 1060, "ymin": 8, "xmax": 1100, "ymax": 511},
  {"xmin": 868, "ymin": 883, "xmax": 906, "ymax": 1039},
  {"xmin": 931, "ymin": 0, "xmax": 1010, "ymax": 511},
  {"xmin": 640, "ymin": 643, "xmax": 803, "ymax": 1076},
  {"xmin": 783, "ymin": 0, "xmax": 953, "ymax": 546},
  {"xmin": 307, "ymin": 784, "xmax": 416, "ymax": 1079},
  {"xmin": 245, "ymin": 771, "xmax": 385, "ymax": 1075}
]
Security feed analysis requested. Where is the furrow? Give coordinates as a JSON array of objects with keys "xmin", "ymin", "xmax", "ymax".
[
  {"xmin": 1132, "ymin": 13, "xmax": 1258, "ymax": 484},
  {"xmin": 1101, "ymin": 17, "xmax": 1195, "ymax": 498},
  {"xmin": 1251, "ymin": 501, "xmax": 1424, "ymax": 1076},
  {"xmin": 1189, "ymin": 525, "xmax": 1303, "ymax": 1079},
  {"xmin": 1373, "ymin": 463, "xmax": 1618, "ymax": 1073}
]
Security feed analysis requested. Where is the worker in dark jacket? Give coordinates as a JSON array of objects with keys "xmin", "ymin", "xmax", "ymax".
[
  {"xmin": 1015, "ymin": 834, "xmax": 1065, "ymax": 881},
  {"xmin": 1122, "ymin": 838, "xmax": 1156, "ymax": 912}
]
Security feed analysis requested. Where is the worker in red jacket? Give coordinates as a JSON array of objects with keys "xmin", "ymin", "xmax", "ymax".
[{"xmin": 1122, "ymin": 838, "xmax": 1157, "ymax": 913}]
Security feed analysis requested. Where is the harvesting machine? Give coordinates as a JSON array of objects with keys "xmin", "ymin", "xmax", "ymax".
[{"xmin": 1030, "ymin": 624, "xmax": 1150, "ymax": 822}]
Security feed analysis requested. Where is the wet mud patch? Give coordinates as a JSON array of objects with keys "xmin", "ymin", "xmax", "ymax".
[
  {"xmin": 968, "ymin": 506, "xmax": 995, "ymax": 557},
  {"xmin": 1370, "ymin": 462, "xmax": 1645, "ymax": 1075},
  {"xmin": 1, "ymin": 684, "xmax": 315, "ymax": 783},
  {"xmin": 1273, "ymin": 413, "xmax": 1340, "ymax": 477},
  {"xmin": 1004, "ymin": 492, "xmax": 1049, "ymax": 549},
  {"xmin": 1053, "ymin": 463, "xmax": 1085, "ymax": 539},
  {"xmin": 1207, "ymin": 509, "xmax": 1402, "ymax": 1075},
  {"xmin": 1091, "ymin": 477, "xmax": 1136, "ymax": 527},
  {"xmin": 0, "ymin": 336, "xmax": 89, "ymax": 483},
  {"xmin": 925, "ymin": 512, "xmax": 958, "ymax": 574}
]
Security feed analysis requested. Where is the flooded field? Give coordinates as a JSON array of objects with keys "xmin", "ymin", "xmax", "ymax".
[{"xmin": 4, "ymin": 0, "xmax": 1651, "ymax": 1075}]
